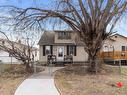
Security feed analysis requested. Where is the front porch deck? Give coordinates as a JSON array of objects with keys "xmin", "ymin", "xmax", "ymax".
[{"xmin": 99, "ymin": 51, "xmax": 127, "ymax": 60}]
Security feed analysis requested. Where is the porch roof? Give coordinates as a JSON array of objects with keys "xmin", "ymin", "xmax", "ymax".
[{"xmin": 38, "ymin": 31, "xmax": 55, "ymax": 45}]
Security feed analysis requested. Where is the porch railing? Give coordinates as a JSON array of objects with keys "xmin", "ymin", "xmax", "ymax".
[
  {"xmin": 99, "ymin": 51, "xmax": 127, "ymax": 60},
  {"xmin": 47, "ymin": 55, "xmax": 73, "ymax": 64}
]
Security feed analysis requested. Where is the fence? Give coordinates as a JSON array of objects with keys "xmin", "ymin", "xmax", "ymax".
[{"xmin": 0, "ymin": 56, "xmax": 22, "ymax": 75}]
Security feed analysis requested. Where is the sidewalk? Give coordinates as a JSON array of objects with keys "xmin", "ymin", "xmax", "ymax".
[{"xmin": 14, "ymin": 67, "xmax": 63, "ymax": 95}]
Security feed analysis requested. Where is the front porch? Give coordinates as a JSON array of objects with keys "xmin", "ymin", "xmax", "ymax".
[{"xmin": 47, "ymin": 55, "xmax": 73, "ymax": 65}]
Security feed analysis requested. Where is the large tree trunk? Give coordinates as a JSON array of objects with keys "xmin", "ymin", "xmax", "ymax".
[
  {"xmin": 88, "ymin": 55, "xmax": 97, "ymax": 73},
  {"xmin": 87, "ymin": 50, "xmax": 99, "ymax": 73}
]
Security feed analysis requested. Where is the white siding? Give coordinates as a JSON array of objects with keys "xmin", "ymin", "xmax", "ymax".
[
  {"xmin": 73, "ymin": 46, "xmax": 88, "ymax": 62},
  {"xmin": 111, "ymin": 35, "xmax": 127, "ymax": 51},
  {"xmin": 39, "ymin": 45, "xmax": 88, "ymax": 63},
  {"xmin": 0, "ymin": 50, "xmax": 20, "ymax": 64}
]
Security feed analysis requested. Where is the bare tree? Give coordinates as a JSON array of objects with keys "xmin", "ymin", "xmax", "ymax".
[
  {"xmin": 0, "ymin": 31, "xmax": 36, "ymax": 73},
  {"xmin": 0, "ymin": 0, "xmax": 127, "ymax": 73}
]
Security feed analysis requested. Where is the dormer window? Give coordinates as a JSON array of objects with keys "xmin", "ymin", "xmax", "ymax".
[
  {"xmin": 115, "ymin": 36, "xmax": 117, "ymax": 38},
  {"xmin": 58, "ymin": 31, "xmax": 71, "ymax": 39},
  {"xmin": 2, "ymin": 41, "xmax": 5, "ymax": 45}
]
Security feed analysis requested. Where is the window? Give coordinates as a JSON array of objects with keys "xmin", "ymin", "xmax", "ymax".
[
  {"xmin": 45, "ymin": 46, "xmax": 51, "ymax": 55},
  {"xmin": 122, "ymin": 46, "xmax": 125, "ymax": 51},
  {"xmin": 115, "ymin": 36, "xmax": 117, "ymax": 38},
  {"xmin": 2, "ymin": 41, "xmax": 5, "ymax": 45},
  {"xmin": 126, "ymin": 46, "xmax": 127, "ymax": 51},
  {"xmin": 43, "ymin": 45, "xmax": 53, "ymax": 56},
  {"xmin": 67, "ymin": 45, "xmax": 76, "ymax": 56},
  {"xmin": 58, "ymin": 32, "xmax": 71, "ymax": 39}
]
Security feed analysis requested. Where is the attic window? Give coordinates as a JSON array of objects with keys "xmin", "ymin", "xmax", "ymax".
[
  {"xmin": 115, "ymin": 36, "xmax": 117, "ymax": 38},
  {"xmin": 2, "ymin": 41, "xmax": 5, "ymax": 45},
  {"xmin": 58, "ymin": 31, "xmax": 71, "ymax": 39}
]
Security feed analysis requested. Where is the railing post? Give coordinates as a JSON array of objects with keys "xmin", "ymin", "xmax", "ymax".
[{"xmin": 119, "ymin": 60, "xmax": 121, "ymax": 74}]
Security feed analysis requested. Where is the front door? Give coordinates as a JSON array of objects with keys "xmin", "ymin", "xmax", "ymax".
[{"xmin": 57, "ymin": 46, "xmax": 64, "ymax": 61}]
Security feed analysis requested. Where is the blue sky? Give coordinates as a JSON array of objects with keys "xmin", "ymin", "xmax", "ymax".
[{"xmin": 0, "ymin": 0, "xmax": 127, "ymax": 36}]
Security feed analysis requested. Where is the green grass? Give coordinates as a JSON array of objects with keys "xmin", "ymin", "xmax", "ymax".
[{"xmin": 121, "ymin": 67, "xmax": 127, "ymax": 75}]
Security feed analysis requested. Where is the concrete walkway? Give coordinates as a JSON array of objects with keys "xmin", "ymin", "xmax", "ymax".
[{"xmin": 14, "ymin": 67, "xmax": 63, "ymax": 95}]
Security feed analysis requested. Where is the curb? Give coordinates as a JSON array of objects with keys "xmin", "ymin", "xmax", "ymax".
[
  {"xmin": 54, "ymin": 75, "xmax": 62, "ymax": 95},
  {"xmin": 53, "ymin": 69, "xmax": 64, "ymax": 95}
]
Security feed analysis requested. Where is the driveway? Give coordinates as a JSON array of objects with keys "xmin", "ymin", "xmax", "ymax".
[{"xmin": 14, "ymin": 66, "xmax": 63, "ymax": 95}]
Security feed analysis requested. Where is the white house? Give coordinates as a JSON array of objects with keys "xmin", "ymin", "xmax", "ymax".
[{"xmin": 0, "ymin": 38, "xmax": 39, "ymax": 64}]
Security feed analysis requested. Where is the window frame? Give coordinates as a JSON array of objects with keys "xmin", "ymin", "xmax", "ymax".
[
  {"xmin": 45, "ymin": 45, "xmax": 51, "ymax": 55},
  {"xmin": 58, "ymin": 32, "xmax": 71, "ymax": 39},
  {"xmin": 68, "ymin": 45, "xmax": 76, "ymax": 56},
  {"xmin": 122, "ymin": 46, "xmax": 126, "ymax": 51}
]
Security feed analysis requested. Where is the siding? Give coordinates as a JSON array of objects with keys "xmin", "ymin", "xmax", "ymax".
[
  {"xmin": 0, "ymin": 51, "xmax": 20, "ymax": 64},
  {"xmin": 111, "ymin": 36, "xmax": 127, "ymax": 51},
  {"xmin": 73, "ymin": 46, "xmax": 88, "ymax": 62},
  {"xmin": 39, "ymin": 45, "xmax": 88, "ymax": 63}
]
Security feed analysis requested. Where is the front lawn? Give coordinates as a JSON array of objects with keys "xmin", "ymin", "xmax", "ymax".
[{"xmin": 55, "ymin": 65, "xmax": 127, "ymax": 95}]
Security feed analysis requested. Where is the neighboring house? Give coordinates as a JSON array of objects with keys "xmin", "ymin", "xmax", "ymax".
[
  {"xmin": 101, "ymin": 33, "xmax": 127, "ymax": 61},
  {"xmin": 38, "ymin": 31, "xmax": 127, "ymax": 64},
  {"xmin": 32, "ymin": 48, "xmax": 39, "ymax": 61},
  {"xmin": 0, "ymin": 39, "xmax": 39, "ymax": 64}
]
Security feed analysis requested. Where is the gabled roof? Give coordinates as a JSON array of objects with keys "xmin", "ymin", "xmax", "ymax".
[
  {"xmin": 38, "ymin": 31, "xmax": 127, "ymax": 46},
  {"xmin": 38, "ymin": 30, "xmax": 84, "ymax": 45},
  {"xmin": 38, "ymin": 31, "xmax": 55, "ymax": 45},
  {"xmin": 111, "ymin": 33, "xmax": 127, "ymax": 39}
]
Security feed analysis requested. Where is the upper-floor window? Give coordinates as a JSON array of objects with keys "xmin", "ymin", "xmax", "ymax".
[
  {"xmin": 2, "ymin": 41, "xmax": 5, "ymax": 45},
  {"xmin": 58, "ymin": 32, "xmax": 71, "ymax": 39}
]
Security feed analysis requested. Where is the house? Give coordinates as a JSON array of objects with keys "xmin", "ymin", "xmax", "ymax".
[
  {"xmin": 100, "ymin": 33, "xmax": 127, "ymax": 63},
  {"xmin": 0, "ymin": 38, "xmax": 39, "ymax": 64},
  {"xmin": 38, "ymin": 30, "xmax": 88, "ymax": 64},
  {"xmin": 38, "ymin": 31, "xmax": 127, "ymax": 64}
]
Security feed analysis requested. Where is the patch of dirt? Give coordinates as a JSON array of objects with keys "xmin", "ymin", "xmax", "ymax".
[{"xmin": 55, "ymin": 66, "xmax": 127, "ymax": 95}]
